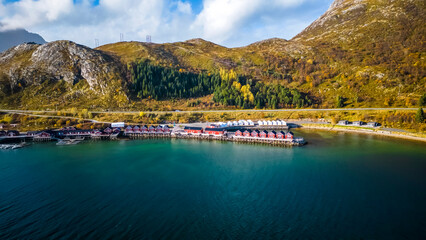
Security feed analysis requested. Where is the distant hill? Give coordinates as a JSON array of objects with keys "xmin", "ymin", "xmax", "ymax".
[
  {"xmin": 0, "ymin": 29, "xmax": 46, "ymax": 52},
  {"xmin": 0, "ymin": 0, "xmax": 424, "ymax": 110}
]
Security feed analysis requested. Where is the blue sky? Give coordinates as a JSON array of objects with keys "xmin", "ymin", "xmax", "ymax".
[{"xmin": 0, "ymin": 0, "xmax": 334, "ymax": 47}]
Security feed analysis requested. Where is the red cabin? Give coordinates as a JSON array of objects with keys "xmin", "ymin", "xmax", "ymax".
[
  {"xmin": 148, "ymin": 126, "xmax": 156, "ymax": 132},
  {"xmin": 268, "ymin": 131, "xmax": 276, "ymax": 139},
  {"xmin": 285, "ymin": 131, "xmax": 294, "ymax": 140},
  {"xmin": 243, "ymin": 130, "xmax": 251, "ymax": 137},
  {"xmin": 37, "ymin": 132, "xmax": 51, "ymax": 137},
  {"xmin": 235, "ymin": 130, "xmax": 243, "ymax": 136},
  {"xmin": 155, "ymin": 126, "xmax": 163, "ymax": 133},
  {"xmin": 184, "ymin": 127, "xmax": 203, "ymax": 134},
  {"xmin": 133, "ymin": 126, "xmax": 141, "ymax": 133},
  {"xmin": 259, "ymin": 131, "xmax": 268, "ymax": 138},
  {"xmin": 251, "ymin": 130, "xmax": 260, "ymax": 137},
  {"xmin": 125, "ymin": 126, "xmax": 133, "ymax": 133},
  {"xmin": 276, "ymin": 131, "xmax": 285, "ymax": 139},
  {"xmin": 205, "ymin": 128, "xmax": 225, "ymax": 136},
  {"xmin": 163, "ymin": 126, "xmax": 170, "ymax": 133},
  {"xmin": 104, "ymin": 127, "xmax": 113, "ymax": 134},
  {"xmin": 26, "ymin": 131, "xmax": 37, "ymax": 137},
  {"xmin": 91, "ymin": 130, "xmax": 102, "ymax": 136},
  {"xmin": 141, "ymin": 125, "xmax": 148, "ymax": 133}
]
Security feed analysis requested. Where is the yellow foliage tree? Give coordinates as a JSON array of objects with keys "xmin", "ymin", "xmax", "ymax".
[
  {"xmin": 233, "ymin": 81, "xmax": 242, "ymax": 91},
  {"xmin": 70, "ymin": 107, "xmax": 78, "ymax": 116},
  {"xmin": 240, "ymin": 84, "xmax": 255, "ymax": 103}
]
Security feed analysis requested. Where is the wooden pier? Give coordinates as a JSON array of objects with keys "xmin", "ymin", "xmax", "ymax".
[{"xmin": 124, "ymin": 132, "xmax": 306, "ymax": 147}]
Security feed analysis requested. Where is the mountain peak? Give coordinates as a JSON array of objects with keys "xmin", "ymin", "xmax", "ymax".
[
  {"xmin": 0, "ymin": 29, "xmax": 46, "ymax": 53},
  {"xmin": 293, "ymin": 0, "xmax": 424, "ymax": 44},
  {"xmin": 183, "ymin": 38, "xmax": 225, "ymax": 48}
]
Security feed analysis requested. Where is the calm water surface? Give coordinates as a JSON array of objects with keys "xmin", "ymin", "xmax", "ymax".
[{"xmin": 0, "ymin": 130, "xmax": 425, "ymax": 239}]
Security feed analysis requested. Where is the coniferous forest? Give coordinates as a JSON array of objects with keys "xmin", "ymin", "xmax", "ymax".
[{"xmin": 129, "ymin": 60, "xmax": 312, "ymax": 109}]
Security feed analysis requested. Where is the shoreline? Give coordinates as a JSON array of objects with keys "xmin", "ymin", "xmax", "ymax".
[{"xmin": 299, "ymin": 124, "xmax": 426, "ymax": 143}]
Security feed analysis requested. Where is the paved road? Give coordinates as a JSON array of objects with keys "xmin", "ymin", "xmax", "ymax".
[
  {"xmin": 3, "ymin": 111, "xmax": 111, "ymax": 124},
  {"xmin": 0, "ymin": 108, "xmax": 422, "ymax": 115},
  {"xmin": 1, "ymin": 110, "xmax": 412, "ymax": 134}
]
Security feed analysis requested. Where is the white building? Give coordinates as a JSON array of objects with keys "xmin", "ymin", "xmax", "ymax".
[
  {"xmin": 247, "ymin": 120, "xmax": 254, "ymax": 126},
  {"xmin": 111, "ymin": 122, "xmax": 125, "ymax": 128},
  {"xmin": 267, "ymin": 120, "xmax": 273, "ymax": 125},
  {"xmin": 258, "ymin": 120, "xmax": 264, "ymax": 126},
  {"xmin": 227, "ymin": 121, "xmax": 233, "ymax": 126},
  {"xmin": 233, "ymin": 121, "xmax": 238, "ymax": 126},
  {"xmin": 280, "ymin": 120, "xmax": 287, "ymax": 126},
  {"xmin": 272, "ymin": 120, "xmax": 278, "ymax": 125},
  {"xmin": 262, "ymin": 120, "xmax": 268, "ymax": 126}
]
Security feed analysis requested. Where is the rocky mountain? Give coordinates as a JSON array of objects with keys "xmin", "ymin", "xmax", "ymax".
[
  {"xmin": 0, "ymin": 41, "xmax": 127, "ymax": 109},
  {"xmin": 0, "ymin": 41, "xmax": 125, "ymax": 91},
  {"xmin": 0, "ymin": 29, "xmax": 46, "ymax": 53},
  {"xmin": 0, "ymin": 0, "xmax": 424, "ymax": 110}
]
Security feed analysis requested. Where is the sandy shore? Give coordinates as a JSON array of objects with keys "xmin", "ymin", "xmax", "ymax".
[{"xmin": 299, "ymin": 124, "xmax": 426, "ymax": 143}]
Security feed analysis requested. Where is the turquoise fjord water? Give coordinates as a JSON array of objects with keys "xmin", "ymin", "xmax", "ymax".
[{"xmin": 0, "ymin": 130, "xmax": 425, "ymax": 239}]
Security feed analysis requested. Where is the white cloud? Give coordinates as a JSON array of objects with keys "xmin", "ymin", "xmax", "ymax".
[
  {"xmin": 191, "ymin": 0, "xmax": 308, "ymax": 44},
  {"xmin": 0, "ymin": 0, "xmax": 74, "ymax": 30},
  {"xmin": 177, "ymin": 1, "xmax": 192, "ymax": 14},
  {"xmin": 0, "ymin": 0, "xmax": 331, "ymax": 47}
]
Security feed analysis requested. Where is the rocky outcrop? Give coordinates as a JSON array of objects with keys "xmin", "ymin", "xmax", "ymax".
[
  {"xmin": 293, "ymin": 0, "xmax": 369, "ymax": 42},
  {"xmin": 0, "ymin": 41, "xmax": 125, "ymax": 94}
]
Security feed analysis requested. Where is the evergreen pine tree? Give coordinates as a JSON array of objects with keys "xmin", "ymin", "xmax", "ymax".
[
  {"xmin": 415, "ymin": 107, "xmax": 424, "ymax": 123},
  {"xmin": 419, "ymin": 93, "xmax": 426, "ymax": 107}
]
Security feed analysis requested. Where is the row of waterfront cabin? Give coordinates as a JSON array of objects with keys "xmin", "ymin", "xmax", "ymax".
[
  {"xmin": 235, "ymin": 130, "xmax": 294, "ymax": 139},
  {"xmin": 27, "ymin": 131, "xmax": 53, "ymax": 139},
  {"xmin": 183, "ymin": 127, "xmax": 226, "ymax": 136},
  {"xmin": 0, "ymin": 130, "xmax": 20, "ymax": 137},
  {"xmin": 226, "ymin": 120, "xmax": 255, "ymax": 126},
  {"xmin": 257, "ymin": 120, "xmax": 287, "ymax": 126},
  {"xmin": 125, "ymin": 125, "xmax": 171, "ymax": 134}
]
